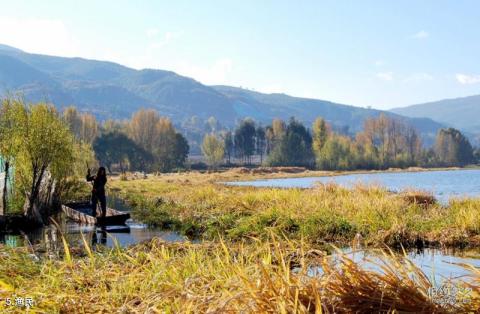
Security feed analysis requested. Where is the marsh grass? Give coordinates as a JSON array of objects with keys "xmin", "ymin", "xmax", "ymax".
[
  {"xmin": 111, "ymin": 172, "xmax": 480, "ymax": 247},
  {"xmin": 1, "ymin": 235, "xmax": 479, "ymax": 313}
]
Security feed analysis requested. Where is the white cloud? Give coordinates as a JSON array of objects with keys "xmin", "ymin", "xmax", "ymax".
[
  {"xmin": 404, "ymin": 72, "xmax": 433, "ymax": 82},
  {"xmin": 0, "ymin": 17, "xmax": 79, "ymax": 57},
  {"xmin": 376, "ymin": 72, "xmax": 393, "ymax": 81},
  {"xmin": 456, "ymin": 73, "xmax": 480, "ymax": 85},
  {"xmin": 412, "ymin": 30, "xmax": 429, "ymax": 39}
]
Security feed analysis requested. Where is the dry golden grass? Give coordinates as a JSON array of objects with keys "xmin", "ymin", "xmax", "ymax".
[
  {"xmin": 109, "ymin": 170, "xmax": 480, "ymax": 247},
  {"xmin": 1, "ymin": 235, "xmax": 479, "ymax": 313}
]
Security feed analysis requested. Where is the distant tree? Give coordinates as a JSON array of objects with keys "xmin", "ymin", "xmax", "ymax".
[
  {"xmin": 404, "ymin": 125, "xmax": 422, "ymax": 165},
  {"xmin": 103, "ymin": 119, "xmax": 124, "ymax": 134},
  {"xmin": 267, "ymin": 118, "xmax": 313, "ymax": 167},
  {"xmin": 222, "ymin": 131, "xmax": 234, "ymax": 165},
  {"xmin": 80, "ymin": 113, "xmax": 98, "ymax": 144},
  {"xmin": 206, "ymin": 116, "xmax": 219, "ymax": 133},
  {"xmin": 473, "ymin": 148, "xmax": 480, "ymax": 164},
  {"xmin": 154, "ymin": 118, "xmax": 180, "ymax": 172},
  {"xmin": 354, "ymin": 131, "xmax": 379, "ymax": 169},
  {"xmin": 272, "ymin": 119, "xmax": 286, "ymax": 141},
  {"xmin": 93, "ymin": 132, "xmax": 152, "ymax": 173},
  {"xmin": 357, "ymin": 114, "xmax": 423, "ymax": 168},
  {"xmin": 63, "ymin": 107, "xmax": 98, "ymax": 143},
  {"xmin": 435, "ymin": 128, "xmax": 473, "ymax": 166},
  {"xmin": 172, "ymin": 133, "xmax": 189, "ymax": 169},
  {"xmin": 128, "ymin": 109, "xmax": 160, "ymax": 152},
  {"xmin": 265, "ymin": 126, "xmax": 275, "ymax": 155},
  {"xmin": 312, "ymin": 117, "xmax": 330, "ymax": 167},
  {"xmin": 202, "ymin": 134, "xmax": 225, "ymax": 169},
  {"xmin": 316, "ymin": 135, "xmax": 356, "ymax": 170},
  {"xmin": 234, "ymin": 119, "xmax": 256, "ymax": 164},
  {"xmin": 255, "ymin": 126, "xmax": 266, "ymax": 164},
  {"xmin": 312, "ymin": 118, "xmax": 329, "ymax": 154},
  {"xmin": 126, "ymin": 110, "xmax": 189, "ymax": 172},
  {"xmin": 63, "ymin": 106, "xmax": 82, "ymax": 139}
]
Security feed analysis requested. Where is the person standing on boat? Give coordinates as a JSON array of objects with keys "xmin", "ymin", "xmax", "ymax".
[{"xmin": 86, "ymin": 167, "xmax": 107, "ymax": 219}]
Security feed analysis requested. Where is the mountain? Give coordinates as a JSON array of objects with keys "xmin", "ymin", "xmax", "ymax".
[
  {"xmin": 0, "ymin": 43, "xmax": 445, "ymax": 141},
  {"xmin": 391, "ymin": 95, "xmax": 480, "ymax": 134}
]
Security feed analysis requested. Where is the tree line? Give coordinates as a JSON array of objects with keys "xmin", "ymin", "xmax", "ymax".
[
  {"xmin": 201, "ymin": 114, "xmax": 477, "ymax": 169},
  {"xmin": 62, "ymin": 107, "xmax": 189, "ymax": 173}
]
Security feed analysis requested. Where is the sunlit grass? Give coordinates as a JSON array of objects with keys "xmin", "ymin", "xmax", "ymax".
[
  {"xmin": 110, "ymin": 171, "xmax": 480, "ymax": 247},
  {"xmin": 1, "ymin": 235, "xmax": 479, "ymax": 313}
]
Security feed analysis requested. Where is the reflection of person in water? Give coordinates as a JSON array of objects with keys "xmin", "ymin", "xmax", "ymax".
[
  {"xmin": 92, "ymin": 228, "xmax": 107, "ymax": 246},
  {"xmin": 86, "ymin": 167, "xmax": 107, "ymax": 218}
]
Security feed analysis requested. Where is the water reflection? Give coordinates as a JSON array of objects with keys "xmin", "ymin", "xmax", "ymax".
[
  {"xmin": 1, "ymin": 194, "xmax": 188, "ymax": 251},
  {"xmin": 0, "ymin": 213, "xmax": 188, "ymax": 253},
  {"xmin": 92, "ymin": 227, "xmax": 107, "ymax": 246},
  {"xmin": 307, "ymin": 247, "xmax": 480, "ymax": 285}
]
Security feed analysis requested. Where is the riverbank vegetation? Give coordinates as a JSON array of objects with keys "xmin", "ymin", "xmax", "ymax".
[
  {"xmin": 1, "ymin": 236, "xmax": 479, "ymax": 312},
  {"xmin": 0, "ymin": 98, "xmax": 92, "ymax": 222},
  {"xmin": 110, "ymin": 170, "xmax": 480, "ymax": 248}
]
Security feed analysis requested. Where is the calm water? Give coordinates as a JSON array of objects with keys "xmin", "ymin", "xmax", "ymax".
[
  {"xmin": 0, "ymin": 219, "xmax": 186, "ymax": 250},
  {"xmin": 227, "ymin": 169, "xmax": 480, "ymax": 203},
  {"xmin": 0, "ymin": 195, "xmax": 187, "ymax": 250},
  {"xmin": 304, "ymin": 247, "xmax": 480, "ymax": 287}
]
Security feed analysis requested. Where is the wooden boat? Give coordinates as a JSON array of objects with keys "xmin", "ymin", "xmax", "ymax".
[
  {"xmin": 0, "ymin": 215, "xmax": 40, "ymax": 232},
  {"xmin": 61, "ymin": 202, "xmax": 130, "ymax": 225}
]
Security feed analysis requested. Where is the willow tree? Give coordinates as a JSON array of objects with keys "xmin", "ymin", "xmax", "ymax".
[
  {"xmin": 63, "ymin": 106, "xmax": 82, "ymax": 139},
  {"xmin": 312, "ymin": 117, "xmax": 330, "ymax": 167},
  {"xmin": 0, "ymin": 98, "xmax": 24, "ymax": 214},
  {"xmin": 312, "ymin": 118, "xmax": 328, "ymax": 151},
  {"xmin": 435, "ymin": 128, "xmax": 473, "ymax": 166},
  {"xmin": 80, "ymin": 113, "xmax": 98, "ymax": 144},
  {"xmin": 63, "ymin": 107, "xmax": 98, "ymax": 144},
  {"xmin": 15, "ymin": 103, "xmax": 75, "ymax": 223},
  {"xmin": 202, "ymin": 134, "xmax": 224, "ymax": 169},
  {"xmin": 127, "ymin": 109, "xmax": 188, "ymax": 172},
  {"xmin": 128, "ymin": 109, "xmax": 160, "ymax": 152}
]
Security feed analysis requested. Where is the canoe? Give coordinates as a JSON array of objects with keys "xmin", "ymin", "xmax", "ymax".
[
  {"xmin": 61, "ymin": 202, "xmax": 130, "ymax": 225},
  {"xmin": 0, "ymin": 215, "xmax": 40, "ymax": 232}
]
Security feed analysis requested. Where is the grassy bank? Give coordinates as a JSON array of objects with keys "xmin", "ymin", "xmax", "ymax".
[
  {"xmin": 110, "ymin": 170, "xmax": 480, "ymax": 247},
  {"xmin": 1, "ymin": 237, "xmax": 479, "ymax": 313}
]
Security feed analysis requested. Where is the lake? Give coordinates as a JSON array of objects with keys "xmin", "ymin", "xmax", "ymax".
[
  {"xmin": 315, "ymin": 247, "xmax": 480, "ymax": 287},
  {"xmin": 0, "ymin": 195, "xmax": 188, "ymax": 250},
  {"xmin": 226, "ymin": 169, "xmax": 480, "ymax": 203},
  {"xmin": 0, "ymin": 219, "xmax": 186, "ymax": 251}
]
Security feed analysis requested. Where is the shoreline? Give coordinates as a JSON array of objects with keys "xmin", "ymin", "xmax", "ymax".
[
  {"xmin": 111, "ymin": 165, "xmax": 480, "ymax": 183},
  {"xmin": 110, "ymin": 169, "xmax": 480, "ymax": 249}
]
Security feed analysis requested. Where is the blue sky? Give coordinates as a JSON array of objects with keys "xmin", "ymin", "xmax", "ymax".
[{"xmin": 1, "ymin": 0, "xmax": 479, "ymax": 109}]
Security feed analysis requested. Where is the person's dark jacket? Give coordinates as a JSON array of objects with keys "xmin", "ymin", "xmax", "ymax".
[{"xmin": 86, "ymin": 173, "xmax": 107, "ymax": 196}]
